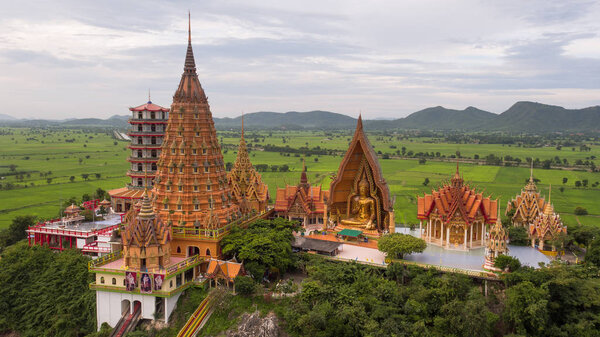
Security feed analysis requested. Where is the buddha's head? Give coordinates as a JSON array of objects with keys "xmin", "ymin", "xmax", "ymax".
[{"xmin": 358, "ymin": 178, "xmax": 369, "ymax": 197}]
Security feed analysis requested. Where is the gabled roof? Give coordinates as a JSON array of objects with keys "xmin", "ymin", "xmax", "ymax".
[
  {"xmin": 329, "ymin": 115, "xmax": 392, "ymax": 211},
  {"xmin": 274, "ymin": 169, "xmax": 329, "ymax": 215},
  {"xmin": 205, "ymin": 258, "xmax": 244, "ymax": 281},
  {"xmin": 417, "ymin": 165, "xmax": 497, "ymax": 225}
]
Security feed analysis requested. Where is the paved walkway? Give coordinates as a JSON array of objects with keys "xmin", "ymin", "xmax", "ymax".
[{"xmin": 336, "ymin": 244, "xmax": 387, "ymax": 264}]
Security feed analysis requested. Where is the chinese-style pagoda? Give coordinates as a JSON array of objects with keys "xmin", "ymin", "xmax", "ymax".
[
  {"xmin": 109, "ymin": 98, "xmax": 169, "ymax": 212},
  {"xmin": 227, "ymin": 116, "xmax": 269, "ymax": 215},
  {"xmin": 417, "ymin": 163, "xmax": 498, "ymax": 250}
]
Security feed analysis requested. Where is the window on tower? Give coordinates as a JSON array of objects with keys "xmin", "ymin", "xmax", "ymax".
[
  {"xmin": 151, "ymin": 112, "xmax": 155, "ymax": 119},
  {"xmin": 179, "ymin": 167, "xmax": 184, "ymax": 173}
]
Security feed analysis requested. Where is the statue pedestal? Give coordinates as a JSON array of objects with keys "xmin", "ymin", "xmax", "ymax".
[{"xmin": 333, "ymin": 224, "xmax": 381, "ymax": 239}]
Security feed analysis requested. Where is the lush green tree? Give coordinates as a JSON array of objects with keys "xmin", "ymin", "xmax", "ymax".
[
  {"xmin": 378, "ymin": 233, "xmax": 426, "ymax": 259},
  {"xmin": 0, "ymin": 242, "xmax": 96, "ymax": 336},
  {"xmin": 221, "ymin": 218, "xmax": 297, "ymax": 280},
  {"xmin": 494, "ymin": 255, "xmax": 522, "ymax": 272},
  {"xmin": 574, "ymin": 206, "xmax": 588, "ymax": 215},
  {"xmin": 585, "ymin": 238, "xmax": 600, "ymax": 266},
  {"xmin": 508, "ymin": 226, "xmax": 529, "ymax": 246},
  {"xmin": 0, "ymin": 215, "xmax": 36, "ymax": 250},
  {"xmin": 234, "ymin": 276, "xmax": 255, "ymax": 296},
  {"xmin": 505, "ymin": 281, "xmax": 549, "ymax": 336}
]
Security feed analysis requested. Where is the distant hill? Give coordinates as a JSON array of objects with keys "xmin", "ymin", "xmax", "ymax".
[
  {"xmin": 2, "ymin": 102, "xmax": 600, "ymax": 132},
  {"xmin": 489, "ymin": 102, "xmax": 600, "ymax": 132},
  {"xmin": 214, "ymin": 110, "xmax": 357, "ymax": 129},
  {"xmin": 0, "ymin": 113, "xmax": 16, "ymax": 120},
  {"xmin": 367, "ymin": 106, "xmax": 496, "ymax": 130}
]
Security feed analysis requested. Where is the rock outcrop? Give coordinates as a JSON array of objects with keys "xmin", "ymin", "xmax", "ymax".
[{"xmin": 225, "ymin": 311, "xmax": 284, "ymax": 337}]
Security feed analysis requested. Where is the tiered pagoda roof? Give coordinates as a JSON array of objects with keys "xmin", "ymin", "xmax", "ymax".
[
  {"xmin": 529, "ymin": 197, "xmax": 567, "ymax": 245},
  {"xmin": 152, "ymin": 16, "xmax": 239, "ymax": 227},
  {"xmin": 205, "ymin": 258, "xmax": 245, "ymax": 282},
  {"xmin": 274, "ymin": 164, "xmax": 329, "ymax": 216},
  {"xmin": 487, "ymin": 208, "xmax": 509, "ymax": 256},
  {"xmin": 417, "ymin": 163, "xmax": 498, "ymax": 225},
  {"xmin": 122, "ymin": 190, "xmax": 171, "ymax": 270},
  {"xmin": 506, "ymin": 167, "xmax": 546, "ymax": 226},
  {"xmin": 227, "ymin": 116, "xmax": 269, "ymax": 215},
  {"xmin": 130, "ymin": 101, "xmax": 170, "ymax": 112}
]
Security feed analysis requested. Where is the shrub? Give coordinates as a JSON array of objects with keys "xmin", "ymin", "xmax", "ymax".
[{"xmin": 234, "ymin": 276, "xmax": 255, "ymax": 296}]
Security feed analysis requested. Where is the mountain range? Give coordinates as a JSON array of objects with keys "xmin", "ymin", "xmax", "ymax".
[{"xmin": 2, "ymin": 102, "xmax": 599, "ymax": 132}]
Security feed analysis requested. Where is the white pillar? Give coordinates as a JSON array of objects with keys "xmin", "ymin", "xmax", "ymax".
[
  {"xmin": 428, "ymin": 220, "xmax": 432, "ymax": 242},
  {"xmin": 441, "ymin": 222, "xmax": 444, "ymax": 245},
  {"xmin": 469, "ymin": 225, "xmax": 473, "ymax": 248},
  {"xmin": 419, "ymin": 220, "xmax": 423, "ymax": 238},
  {"xmin": 446, "ymin": 227, "xmax": 450, "ymax": 247},
  {"xmin": 481, "ymin": 222, "xmax": 485, "ymax": 246},
  {"xmin": 463, "ymin": 227, "xmax": 468, "ymax": 251}
]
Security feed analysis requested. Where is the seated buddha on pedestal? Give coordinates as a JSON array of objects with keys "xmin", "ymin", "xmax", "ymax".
[{"xmin": 341, "ymin": 178, "xmax": 376, "ymax": 230}]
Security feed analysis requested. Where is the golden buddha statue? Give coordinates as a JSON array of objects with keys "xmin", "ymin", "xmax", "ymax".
[{"xmin": 341, "ymin": 178, "xmax": 376, "ymax": 230}]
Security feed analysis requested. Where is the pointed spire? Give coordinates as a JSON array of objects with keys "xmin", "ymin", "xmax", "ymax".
[
  {"xmin": 148, "ymin": 89, "xmax": 151, "ymax": 103},
  {"xmin": 530, "ymin": 160, "xmax": 534, "ymax": 182},
  {"xmin": 241, "ymin": 112, "xmax": 245, "ymax": 139},
  {"xmin": 357, "ymin": 113, "xmax": 363, "ymax": 132},
  {"xmin": 300, "ymin": 158, "xmax": 308, "ymax": 186},
  {"xmin": 188, "ymin": 10, "xmax": 191, "ymax": 43},
  {"xmin": 548, "ymin": 184, "xmax": 552, "ymax": 204}
]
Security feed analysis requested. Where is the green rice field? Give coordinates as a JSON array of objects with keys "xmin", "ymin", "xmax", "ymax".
[{"xmin": 1, "ymin": 127, "xmax": 600, "ymax": 228}]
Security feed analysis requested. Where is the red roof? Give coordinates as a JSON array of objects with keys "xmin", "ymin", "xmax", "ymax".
[{"xmin": 130, "ymin": 101, "xmax": 170, "ymax": 112}]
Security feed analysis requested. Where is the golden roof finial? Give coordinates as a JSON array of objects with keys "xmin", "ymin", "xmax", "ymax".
[
  {"xmin": 188, "ymin": 11, "xmax": 191, "ymax": 43},
  {"xmin": 241, "ymin": 111, "xmax": 244, "ymax": 139}
]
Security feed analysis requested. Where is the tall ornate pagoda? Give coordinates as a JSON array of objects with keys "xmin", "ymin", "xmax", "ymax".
[
  {"xmin": 152, "ymin": 16, "xmax": 239, "ymax": 258},
  {"xmin": 109, "ymin": 98, "xmax": 169, "ymax": 212},
  {"xmin": 227, "ymin": 116, "xmax": 269, "ymax": 215},
  {"xmin": 484, "ymin": 204, "xmax": 509, "ymax": 271},
  {"xmin": 274, "ymin": 162, "xmax": 329, "ymax": 228},
  {"xmin": 505, "ymin": 165, "xmax": 546, "ymax": 227},
  {"xmin": 417, "ymin": 164, "xmax": 498, "ymax": 250},
  {"xmin": 328, "ymin": 115, "xmax": 394, "ymax": 234},
  {"xmin": 529, "ymin": 188, "xmax": 567, "ymax": 251}
]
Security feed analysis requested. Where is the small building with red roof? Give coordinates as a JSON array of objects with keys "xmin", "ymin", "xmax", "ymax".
[{"xmin": 417, "ymin": 163, "xmax": 498, "ymax": 250}]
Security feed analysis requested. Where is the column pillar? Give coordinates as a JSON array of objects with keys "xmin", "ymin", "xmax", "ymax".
[
  {"xmin": 463, "ymin": 227, "xmax": 468, "ymax": 251},
  {"xmin": 481, "ymin": 222, "xmax": 485, "ymax": 246},
  {"xmin": 419, "ymin": 220, "xmax": 422, "ymax": 238},
  {"xmin": 441, "ymin": 222, "xmax": 444, "ymax": 245},
  {"xmin": 59, "ymin": 235, "xmax": 63, "ymax": 250},
  {"xmin": 428, "ymin": 220, "xmax": 432, "ymax": 242},
  {"xmin": 470, "ymin": 226, "xmax": 473, "ymax": 248},
  {"xmin": 446, "ymin": 227, "xmax": 450, "ymax": 247}
]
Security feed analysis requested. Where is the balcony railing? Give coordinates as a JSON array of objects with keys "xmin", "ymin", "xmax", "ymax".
[
  {"xmin": 88, "ymin": 250, "xmax": 123, "ymax": 270},
  {"xmin": 127, "ymin": 156, "xmax": 159, "ymax": 162}
]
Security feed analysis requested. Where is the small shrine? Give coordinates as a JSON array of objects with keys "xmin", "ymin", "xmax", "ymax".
[
  {"xmin": 529, "ymin": 189, "xmax": 567, "ymax": 251},
  {"xmin": 205, "ymin": 258, "xmax": 245, "ymax": 294},
  {"xmin": 122, "ymin": 190, "xmax": 171, "ymax": 271},
  {"xmin": 506, "ymin": 166, "xmax": 546, "ymax": 227},
  {"xmin": 227, "ymin": 116, "xmax": 269, "ymax": 215},
  {"xmin": 417, "ymin": 164, "xmax": 497, "ymax": 250},
  {"xmin": 274, "ymin": 162, "xmax": 329, "ymax": 228},
  {"xmin": 484, "ymin": 205, "xmax": 509, "ymax": 271},
  {"xmin": 328, "ymin": 115, "xmax": 394, "ymax": 234}
]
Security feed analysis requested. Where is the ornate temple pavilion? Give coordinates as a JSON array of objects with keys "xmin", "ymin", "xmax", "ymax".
[
  {"xmin": 274, "ymin": 162, "xmax": 329, "ymax": 228},
  {"xmin": 505, "ymin": 167, "xmax": 546, "ymax": 227},
  {"xmin": 417, "ymin": 164, "xmax": 498, "ymax": 250},
  {"xmin": 529, "ymin": 192, "xmax": 567, "ymax": 251},
  {"xmin": 328, "ymin": 115, "xmax": 394, "ymax": 234},
  {"xmin": 109, "ymin": 99, "xmax": 169, "ymax": 212},
  {"xmin": 151, "ymin": 19, "xmax": 240, "ymax": 259},
  {"xmin": 227, "ymin": 117, "xmax": 269, "ymax": 216}
]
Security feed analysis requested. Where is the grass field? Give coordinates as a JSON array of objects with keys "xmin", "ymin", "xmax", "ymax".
[{"xmin": 1, "ymin": 127, "xmax": 600, "ymax": 228}]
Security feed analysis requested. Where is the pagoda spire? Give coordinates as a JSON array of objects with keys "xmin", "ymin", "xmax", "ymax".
[{"xmin": 173, "ymin": 12, "xmax": 206, "ymax": 103}]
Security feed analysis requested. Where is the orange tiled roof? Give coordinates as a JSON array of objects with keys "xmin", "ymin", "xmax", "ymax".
[
  {"xmin": 417, "ymin": 165, "xmax": 497, "ymax": 225},
  {"xmin": 274, "ymin": 169, "xmax": 329, "ymax": 215},
  {"xmin": 205, "ymin": 258, "xmax": 244, "ymax": 281},
  {"xmin": 109, "ymin": 187, "xmax": 146, "ymax": 200}
]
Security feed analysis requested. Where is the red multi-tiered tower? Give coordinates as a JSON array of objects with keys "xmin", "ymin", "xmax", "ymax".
[{"xmin": 109, "ymin": 99, "xmax": 169, "ymax": 212}]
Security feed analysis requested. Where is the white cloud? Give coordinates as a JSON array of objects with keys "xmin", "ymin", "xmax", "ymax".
[{"xmin": 0, "ymin": 0, "xmax": 599, "ymax": 119}]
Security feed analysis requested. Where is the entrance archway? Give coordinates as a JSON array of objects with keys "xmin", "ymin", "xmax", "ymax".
[
  {"xmin": 121, "ymin": 299, "xmax": 131, "ymax": 316},
  {"xmin": 188, "ymin": 246, "xmax": 200, "ymax": 257},
  {"xmin": 133, "ymin": 300, "xmax": 142, "ymax": 316}
]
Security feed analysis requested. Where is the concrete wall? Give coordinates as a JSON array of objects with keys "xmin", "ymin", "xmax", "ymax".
[{"xmin": 96, "ymin": 287, "xmax": 184, "ymax": 331}]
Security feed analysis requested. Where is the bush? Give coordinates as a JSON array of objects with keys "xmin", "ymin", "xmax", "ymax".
[
  {"xmin": 234, "ymin": 275, "xmax": 255, "ymax": 296},
  {"xmin": 378, "ymin": 233, "xmax": 426, "ymax": 259},
  {"xmin": 508, "ymin": 226, "xmax": 529, "ymax": 246},
  {"xmin": 574, "ymin": 207, "xmax": 588, "ymax": 216},
  {"xmin": 494, "ymin": 255, "xmax": 521, "ymax": 272}
]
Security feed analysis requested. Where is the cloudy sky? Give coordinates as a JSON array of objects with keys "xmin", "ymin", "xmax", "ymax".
[{"xmin": 1, "ymin": 0, "xmax": 600, "ymax": 119}]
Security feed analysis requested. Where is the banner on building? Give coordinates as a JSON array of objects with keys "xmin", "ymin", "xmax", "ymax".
[
  {"xmin": 140, "ymin": 273, "xmax": 152, "ymax": 294},
  {"xmin": 125, "ymin": 271, "xmax": 137, "ymax": 291},
  {"xmin": 153, "ymin": 274, "xmax": 165, "ymax": 291}
]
